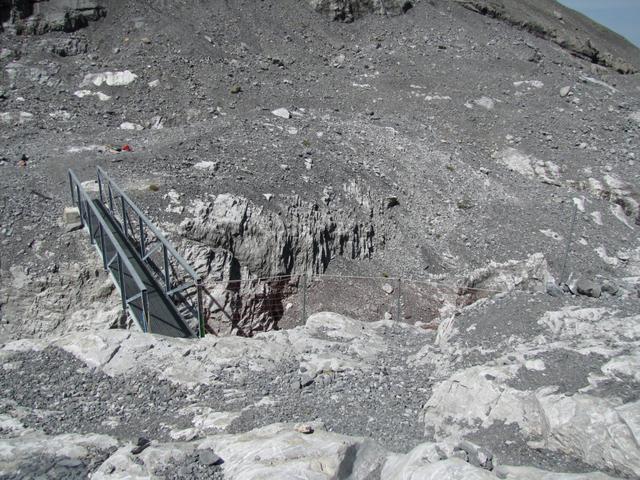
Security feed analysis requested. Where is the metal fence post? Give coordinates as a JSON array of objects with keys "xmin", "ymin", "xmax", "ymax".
[
  {"xmin": 76, "ymin": 186, "xmax": 84, "ymax": 227},
  {"xmin": 87, "ymin": 207, "xmax": 94, "ymax": 244},
  {"xmin": 396, "ymin": 278, "xmax": 402, "ymax": 322},
  {"xmin": 108, "ymin": 183, "xmax": 114, "ymax": 214},
  {"xmin": 139, "ymin": 214, "xmax": 146, "ymax": 257},
  {"xmin": 97, "ymin": 170, "xmax": 104, "ymax": 204},
  {"xmin": 301, "ymin": 273, "xmax": 308, "ymax": 323},
  {"xmin": 163, "ymin": 245, "xmax": 171, "ymax": 293},
  {"xmin": 68, "ymin": 172, "xmax": 74, "ymax": 203},
  {"xmin": 197, "ymin": 281, "xmax": 205, "ymax": 338},
  {"xmin": 121, "ymin": 196, "xmax": 128, "ymax": 237},
  {"xmin": 98, "ymin": 225, "xmax": 108, "ymax": 270},
  {"xmin": 142, "ymin": 290, "xmax": 150, "ymax": 333},
  {"xmin": 117, "ymin": 253, "xmax": 127, "ymax": 312},
  {"xmin": 560, "ymin": 202, "xmax": 578, "ymax": 284}
]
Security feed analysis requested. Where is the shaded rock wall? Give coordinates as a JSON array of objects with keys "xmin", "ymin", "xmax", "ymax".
[
  {"xmin": 307, "ymin": 0, "xmax": 413, "ymax": 22},
  {"xmin": 1, "ymin": 0, "xmax": 105, "ymax": 34}
]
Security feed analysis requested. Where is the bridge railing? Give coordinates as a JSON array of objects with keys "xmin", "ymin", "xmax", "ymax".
[
  {"xmin": 96, "ymin": 167, "xmax": 205, "ymax": 337},
  {"xmin": 68, "ymin": 170, "xmax": 152, "ymax": 333}
]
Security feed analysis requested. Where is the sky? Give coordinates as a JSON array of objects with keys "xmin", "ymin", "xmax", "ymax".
[{"xmin": 557, "ymin": 0, "xmax": 640, "ymax": 47}]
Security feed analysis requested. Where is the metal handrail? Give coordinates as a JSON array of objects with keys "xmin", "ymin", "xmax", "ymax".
[
  {"xmin": 95, "ymin": 167, "xmax": 205, "ymax": 337},
  {"xmin": 68, "ymin": 170, "xmax": 151, "ymax": 333},
  {"xmin": 97, "ymin": 167, "xmax": 198, "ymax": 278}
]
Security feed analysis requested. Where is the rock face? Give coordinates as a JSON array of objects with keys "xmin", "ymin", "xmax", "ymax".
[
  {"xmin": 452, "ymin": 0, "xmax": 639, "ymax": 73},
  {"xmin": 179, "ymin": 194, "xmax": 379, "ymax": 335},
  {"xmin": 2, "ymin": 305, "xmax": 639, "ymax": 478},
  {"xmin": 1, "ymin": 0, "xmax": 105, "ymax": 34},
  {"xmin": 307, "ymin": 0, "xmax": 413, "ymax": 21},
  {"xmin": 181, "ymin": 193, "xmax": 377, "ymax": 279}
]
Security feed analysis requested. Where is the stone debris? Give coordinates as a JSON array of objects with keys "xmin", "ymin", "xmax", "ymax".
[
  {"xmin": 196, "ymin": 448, "xmax": 223, "ymax": 466},
  {"xmin": 62, "ymin": 207, "xmax": 80, "ymax": 225},
  {"xmin": 119, "ymin": 122, "xmax": 144, "ymax": 131},
  {"xmin": 194, "ymin": 161, "xmax": 218, "ymax": 171},
  {"xmin": 513, "ymin": 80, "xmax": 544, "ymax": 89},
  {"xmin": 271, "ymin": 108, "xmax": 291, "ymax": 119},
  {"xmin": 295, "ymin": 423, "xmax": 315, "ymax": 434},
  {"xmin": 0, "ymin": 111, "xmax": 34, "ymax": 124},
  {"xmin": 131, "ymin": 437, "xmax": 151, "ymax": 455},
  {"xmin": 575, "ymin": 278, "xmax": 602, "ymax": 298},
  {"xmin": 475, "ymin": 96, "xmax": 495, "ymax": 110},
  {"xmin": 81, "ymin": 71, "xmax": 138, "ymax": 88},
  {"xmin": 73, "ymin": 90, "xmax": 111, "ymax": 101}
]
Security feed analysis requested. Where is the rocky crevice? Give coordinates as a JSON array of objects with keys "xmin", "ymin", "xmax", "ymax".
[{"xmin": 179, "ymin": 193, "xmax": 381, "ymax": 336}]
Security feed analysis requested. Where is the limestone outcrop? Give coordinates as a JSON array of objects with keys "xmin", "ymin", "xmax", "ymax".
[
  {"xmin": 1, "ymin": 0, "xmax": 105, "ymax": 34},
  {"xmin": 179, "ymin": 194, "xmax": 379, "ymax": 335},
  {"xmin": 307, "ymin": 0, "xmax": 414, "ymax": 21}
]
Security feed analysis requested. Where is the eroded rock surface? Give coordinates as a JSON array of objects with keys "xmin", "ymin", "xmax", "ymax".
[
  {"xmin": 308, "ymin": 0, "xmax": 414, "ymax": 21},
  {"xmin": 179, "ymin": 193, "xmax": 379, "ymax": 334},
  {"xmin": 2, "ymin": 305, "xmax": 639, "ymax": 478},
  {"xmin": 1, "ymin": 0, "xmax": 105, "ymax": 34}
]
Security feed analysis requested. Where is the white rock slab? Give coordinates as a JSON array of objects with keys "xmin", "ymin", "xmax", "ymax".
[
  {"xmin": 271, "ymin": 108, "xmax": 291, "ymax": 119},
  {"xmin": 119, "ymin": 122, "xmax": 144, "ymax": 131},
  {"xmin": 81, "ymin": 70, "xmax": 138, "ymax": 87},
  {"xmin": 73, "ymin": 90, "xmax": 111, "ymax": 101}
]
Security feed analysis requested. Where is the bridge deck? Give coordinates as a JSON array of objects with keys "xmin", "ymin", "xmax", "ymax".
[{"xmin": 90, "ymin": 200, "xmax": 194, "ymax": 338}]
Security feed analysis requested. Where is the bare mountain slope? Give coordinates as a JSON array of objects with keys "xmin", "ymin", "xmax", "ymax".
[
  {"xmin": 1, "ymin": 0, "xmax": 638, "ymax": 333},
  {"xmin": 1, "ymin": 1, "xmax": 640, "ymax": 478},
  {"xmin": 453, "ymin": 0, "xmax": 640, "ymax": 73}
]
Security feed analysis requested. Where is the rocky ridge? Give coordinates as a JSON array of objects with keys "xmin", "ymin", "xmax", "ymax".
[{"xmin": 452, "ymin": 0, "xmax": 639, "ymax": 74}]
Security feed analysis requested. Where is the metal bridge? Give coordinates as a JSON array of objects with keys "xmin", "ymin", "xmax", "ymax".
[{"xmin": 69, "ymin": 167, "xmax": 205, "ymax": 338}]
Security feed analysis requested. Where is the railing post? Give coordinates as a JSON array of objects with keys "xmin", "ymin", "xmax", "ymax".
[
  {"xmin": 76, "ymin": 186, "xmax": 84, "ymax": 227},
  {"xmin": 197, "ymin": 281, "xmax": 205, "ymax": 338},
  {"xmin": 396, "ymin": 278, "xmax": 402, "ymax": 322},
  {"xmin": 97, "ymin": 169, "xmax": 104, "ymax": 204},
  {"xmin": 121, "ymin": 196, "xmax": 128, "ymax": 237},
  {"xmin": 142, "ymin": 290, "xmax": 150, "ymax": 333},
  {"xmin": 139, "ymin": 214, "xmax": 146, "ymax": 257},
  {"xmin": 87, "ymin": 204, "xmax": 94, "ymax": 244},
  {"xmin": 99, "ymin": 225, "xmax": 107, "ymax": 270},
  {"xmin": 108, "ymin": 183, "xmax": 114, "ymax": 214},
  {"xmin": 163, "ymin": 245, "xmax": 171, "ymax": 293},
  {"xmin": 117, "ymin": 253, "xmax": 127, "ymax": 312},
  {"xmin": 69, "ymin": 172, "xmax": 74, "ymax": 204}
]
